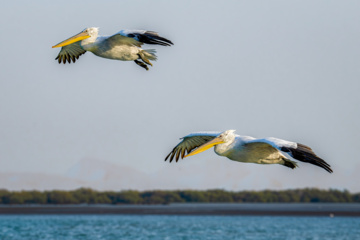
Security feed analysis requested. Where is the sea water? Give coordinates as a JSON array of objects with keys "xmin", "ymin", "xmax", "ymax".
[{"xmin": 0, "ymin": 215, "xmax": 359, "ymax": 240}]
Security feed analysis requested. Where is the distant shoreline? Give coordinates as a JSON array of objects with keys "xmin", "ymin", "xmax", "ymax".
[{"xmin": 1, "ymin": 203, "xmax": 360, "ymax": 216}]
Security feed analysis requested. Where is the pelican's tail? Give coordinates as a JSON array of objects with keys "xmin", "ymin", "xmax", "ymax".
[
  {"xmin": 135, "ymin": 49, "xmax": 157, "ymax": 70},
  {"xmin": 141, "ymin": 49, "xmax": 157, "ymax": 61}
]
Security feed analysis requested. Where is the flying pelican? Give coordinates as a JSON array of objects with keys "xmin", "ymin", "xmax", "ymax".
[
  {"xmin": 165, "ymin": 130, "xmax": 333, "ymax": 173},
  {"xmin": 52, "ymin": 27, "xmax": 173, "ymax": 70}
]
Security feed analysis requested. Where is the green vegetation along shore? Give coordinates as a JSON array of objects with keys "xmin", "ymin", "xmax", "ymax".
[{"xmin": 0, "ymin": 188, "xmax": 359, "ymax": 205}]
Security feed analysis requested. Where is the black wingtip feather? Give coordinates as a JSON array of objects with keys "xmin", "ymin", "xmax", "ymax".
[
  {"xmin": 283, "ymin": 159, "xmax": 297, "ymax": 169},
  {"xmin": 54, "ymin": 43, "xmax": 86, "ymax": 64},
  {"xmin": 165, "ymin": 152, "xmax": 170, "ymax": 162},
  {"xmin": 136, "ymin": 31, "xmax": 174, "ymax": 46},
  {"xmin": 281, "ymin": 144, "xmax": 333, "ymax": 173}
]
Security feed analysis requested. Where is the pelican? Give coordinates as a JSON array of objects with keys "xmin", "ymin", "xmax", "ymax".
[
  {"xmin": 165, "ymin": 130, "xmax": 333, "ymax": 173},
  {"xmin": 52, "ymin": 27, "xmax": 173, "ymax": 70}
]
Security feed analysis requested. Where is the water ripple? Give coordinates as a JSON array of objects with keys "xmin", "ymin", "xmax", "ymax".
[{"xmin": 0, "ymin": 215, "xmax": 359, "ymax": 240}]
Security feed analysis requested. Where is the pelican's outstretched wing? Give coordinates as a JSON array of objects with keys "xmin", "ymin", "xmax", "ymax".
[
  {"xmin": 107, "ymin": 30, "xmax": 173, "ymax": 47},
  {"xmin": 247, "ymin": 138, "xmax": 333, "ymax": 173},
  {"xmin": 55, "ymin": 42, "xmax": 86, "ymax": 64},
  {"xmin": 165, "ymin": 132, "xmax": 221, "ymax": 163}
]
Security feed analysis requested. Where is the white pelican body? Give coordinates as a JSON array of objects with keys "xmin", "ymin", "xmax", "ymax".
[
  {"xmin": 52, "ymin": 28, "xmax": 173, "ymax": 70},
  {"xmin": 165, "ymin": 130, "xmax": 333, "ymax": 173}
]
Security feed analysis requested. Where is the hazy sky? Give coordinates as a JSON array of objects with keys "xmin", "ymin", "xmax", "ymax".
[{"xmin": 1, "ymin": 1, "xmax": 360, "ymax": 192}]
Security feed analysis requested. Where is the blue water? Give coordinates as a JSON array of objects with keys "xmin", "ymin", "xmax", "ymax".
[{"xmin": 0, "ymin": 215, "xmax": 359, "ymax": 240}]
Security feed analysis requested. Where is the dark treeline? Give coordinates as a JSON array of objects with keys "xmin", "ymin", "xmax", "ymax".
[{"xmin": 0, "ymin": 188, "xmax": 359, "ymax": 204}]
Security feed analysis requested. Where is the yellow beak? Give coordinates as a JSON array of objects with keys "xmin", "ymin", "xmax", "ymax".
[
  {"xmin": 52, "ymin": 31, "xmax": 90, "ymax": 48},
  {"xmin": 184, "ymin": 137, "xmax": 225, "ymax": 158}
]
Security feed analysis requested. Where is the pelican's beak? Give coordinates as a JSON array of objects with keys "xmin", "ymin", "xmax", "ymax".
[
  {"xmin": 184, "ymin": 137, "xmax": 225, "ymax": 158},
  {"xmin": 52, "ymin": 31, "xmax": 90, "ymax": 48}
]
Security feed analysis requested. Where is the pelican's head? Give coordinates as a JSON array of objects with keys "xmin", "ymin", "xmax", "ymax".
[
  {"xmin": 218, "ymin": 129, "xmax": 236, "ymax": 142},
  {"xmin": 52, "ymin": 27, "xmax": 99, "ymax": 48},
  {"xmin": 82, "ymin": 27, "xmax": 99, "ymax": 37},
  {"xmin": 184, "ymin": 130, "xmax": 236, "ymax": 158}
]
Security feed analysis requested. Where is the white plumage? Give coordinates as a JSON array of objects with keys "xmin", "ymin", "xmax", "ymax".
[{"xmin": 166, "ymin": 130, "xmax": 333, "ymax": 173}]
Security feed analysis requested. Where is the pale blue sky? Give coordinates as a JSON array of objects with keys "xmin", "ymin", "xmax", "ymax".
[{"xmin": 0, "ymin": 1, "xmax": 360, "ymax": 191}]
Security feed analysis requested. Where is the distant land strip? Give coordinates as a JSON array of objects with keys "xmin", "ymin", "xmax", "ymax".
[
  {"xmin": 0, "ymin": 188, "xmax": 359, "ymax": 205},
  {"xmin": 1, "ymin": 204, "xmax": 360, "ymax": 216}
]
